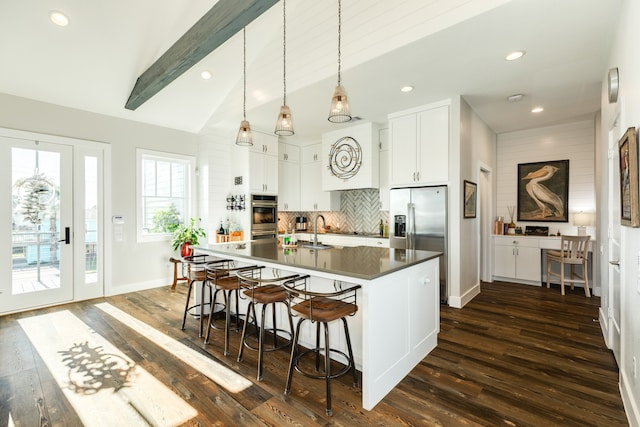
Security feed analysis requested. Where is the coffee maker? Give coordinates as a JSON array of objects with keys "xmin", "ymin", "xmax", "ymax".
[{"xmin": 295, "ymin": 216, "xmax": 307, "ymax": 231}]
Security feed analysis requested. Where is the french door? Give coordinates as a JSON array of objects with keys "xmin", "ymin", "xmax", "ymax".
[
  {"xmin": 0, "ymin": 134, "xmax": 103, "ymax": 313},
  {"xmin": 607, "ymin": 121, "xmax": 622, "ymax": 364}
]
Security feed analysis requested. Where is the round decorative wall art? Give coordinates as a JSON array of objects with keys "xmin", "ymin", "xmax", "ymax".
[{"xmin": 328, "ymin": 136, "xmax": 362, "ymax": 180}]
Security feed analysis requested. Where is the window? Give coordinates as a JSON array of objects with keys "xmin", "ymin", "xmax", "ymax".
[{"xmin": 136, "ymin": 149, "xmax": 196, "ymax": 242}]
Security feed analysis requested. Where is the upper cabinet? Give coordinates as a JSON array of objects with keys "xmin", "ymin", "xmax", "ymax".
[
  {"xmin": 388, "ymin": 102, "xmax": 449, "ymax": 187},
  {"xmin": 247, "ymin": 132, "xmax": 278, "ymax": 195},
  {"xmin": 379, "ymin": 127, "xmax": 390, "ymax": 211},
  {"xmin": 321, "ymin": 122, "xmax": 381, "ymax": 191},
  {"xmin": 278, "ymin": 142, "xmax": 300, "ymax": 211},
  {"xmin": 300, "ymin": 143, "xmax": 340, "ymax": 211},
  {"xmin": 279, "ymin": 141, "xmax": 300, "ymax": 163}
]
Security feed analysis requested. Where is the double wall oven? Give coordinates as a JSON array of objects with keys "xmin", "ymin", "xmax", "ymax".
[{"xmin": 250, "ymin": 195, "xmax": 278, "ymax": 242}]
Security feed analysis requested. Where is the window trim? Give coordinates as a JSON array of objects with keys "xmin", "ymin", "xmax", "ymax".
[{"xmin": 136, "ymin": 148, "xmax": 196, "ymax": 243}]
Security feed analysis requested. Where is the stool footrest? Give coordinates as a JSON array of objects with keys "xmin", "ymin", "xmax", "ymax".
[{"xmin": 292, "ymin": 347, "xmax": 354, "ymax": 380}]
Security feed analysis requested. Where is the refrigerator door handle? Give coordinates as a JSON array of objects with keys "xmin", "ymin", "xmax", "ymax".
[{"xmin": 407, "ymin": 202, "xmax": 416, "ymax": 250}]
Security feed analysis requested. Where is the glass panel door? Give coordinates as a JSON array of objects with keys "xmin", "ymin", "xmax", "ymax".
[{"xmin": 0, "ymin": 137, "xmax": 73, "ymax": 313}]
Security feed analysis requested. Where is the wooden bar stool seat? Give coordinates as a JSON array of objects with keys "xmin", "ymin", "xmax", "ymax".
[
  {"xmin": 283, "ymin": 275, "xmax": 360, "ymax": 416},
  {"xmin": 236, "ymin": 269, "xmax": 299, "ymax": 381}
]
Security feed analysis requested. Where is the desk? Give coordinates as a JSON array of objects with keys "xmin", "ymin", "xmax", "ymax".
[{"xmin": 492, "ymin": 235, "xmax": 596, "ymax": 287}]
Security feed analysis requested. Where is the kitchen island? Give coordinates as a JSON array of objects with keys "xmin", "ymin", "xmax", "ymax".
[{"xmin": 195, "ymin": 241, "xmax": 441, "ymax": 410}]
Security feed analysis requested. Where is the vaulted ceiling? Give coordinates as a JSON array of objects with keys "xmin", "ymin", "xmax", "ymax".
[{"xmin": 0, "ymin": 0, "xmax": 621, "ymax": 142}]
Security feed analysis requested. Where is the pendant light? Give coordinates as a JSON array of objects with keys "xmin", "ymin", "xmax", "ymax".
[
  {"xmin": 274, "ymin": 0, "xmax": 294, "ymax": 135},
  {"xmin": 328, "ymin": 0, "xmax": 351, "ymax": 123},
  {"xmin": 236, "ymin": 27, "xmax": 253, "ymax": 146}
]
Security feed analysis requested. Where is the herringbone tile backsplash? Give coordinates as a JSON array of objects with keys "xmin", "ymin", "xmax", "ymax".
[{"xmin": 279, "ymin": 189, "xmax": 389, "ymax": 234}]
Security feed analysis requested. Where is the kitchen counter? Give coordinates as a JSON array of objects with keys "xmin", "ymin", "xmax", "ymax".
[
  {"xmin": 195, "ymin": 242, "xmax": 441, "ymax": 411},
  {"xmin": 197, "ymin": 241, "xmax": 438, "ymax": 281}
]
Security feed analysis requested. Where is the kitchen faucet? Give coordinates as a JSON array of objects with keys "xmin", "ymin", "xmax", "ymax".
[{"xmin": 313, "ymin": 214, "xmax": 326, "ymax": 247}]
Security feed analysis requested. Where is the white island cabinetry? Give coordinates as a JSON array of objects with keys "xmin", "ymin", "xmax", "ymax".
[{"xmin": 195, "ymin": 242, "xmax": 440, "ymax": 411}]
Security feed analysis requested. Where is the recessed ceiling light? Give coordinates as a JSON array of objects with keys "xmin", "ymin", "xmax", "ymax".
[
  {"xmin": 505, "ymin": 51, "xmax": 525, "ymax": 61},
  {"xmin": 201, "ymin": 71, "xmax": 212, "ymax": 80},
  {"xmin": 531, "ymin": 107, "xmax": 544, "ymax": 113},
  {"xmin": 507, "ymin": 94, "xmax": 524, "ymax": 103},
  {"xmin": 49, "ymin": 10, "xmax": 69, "ymax": 27},
  {"xmin": 400, "ymin": 85, "xmax": 414, "ymax": 93}
]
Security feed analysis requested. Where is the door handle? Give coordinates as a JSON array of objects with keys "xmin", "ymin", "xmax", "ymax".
[
  {"xmin": 58, "ymin": 227, "xmax": 70, "ymax": 244},
  {"xmin": 609, "ymin": 260, "xmax": 620, "ymax": 266}
]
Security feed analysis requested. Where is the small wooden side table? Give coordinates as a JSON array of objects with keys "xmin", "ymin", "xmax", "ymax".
[{"xmin": 169, "ymin": 257, "xmax": 189, "ymax": 290}]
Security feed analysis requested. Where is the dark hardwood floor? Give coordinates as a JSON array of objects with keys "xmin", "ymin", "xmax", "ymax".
[{"xmin": 0, "ymin": 281, "xmax": 628, "ymax": 426}]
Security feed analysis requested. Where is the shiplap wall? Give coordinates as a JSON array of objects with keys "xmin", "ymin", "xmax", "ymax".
[{"xmin": 496, "ymin": 120, "xmax": 595, "ymax": 235}]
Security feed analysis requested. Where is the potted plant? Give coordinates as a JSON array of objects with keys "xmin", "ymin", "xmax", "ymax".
[{"xmin": 171, "ymin": 217, "xmax": 207, "ymax": 257}]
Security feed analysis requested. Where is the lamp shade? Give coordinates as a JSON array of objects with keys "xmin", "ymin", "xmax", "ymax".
[
  {"xmin": 328, "ymin": 85, "xmax": 351, "ymax": 123},
  {"xmin": 573, "ymin": 212, "xmax": 591, "ymax": 226},
  {"xmin": 236, "ymin": 120, "xmax": 253, "ymax": 146},
  {"xmin": 275, "ymin": 105, "xmax": 294, "ymax": 135}
]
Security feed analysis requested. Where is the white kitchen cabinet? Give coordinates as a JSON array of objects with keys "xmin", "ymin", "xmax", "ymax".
[
  {"xmin": 278, "ymin": 142, "xmax": 300, "ymax": 211},
  {"xmin": 379, "ymin": 127, "xmax": 390, "ymax": 211},
  {"xmin": 301, "ymin": 143, "xmax": 322, "ymax": 163},
  {"xmin": 278, "ymin": 159, "xmax": 300, "ymax": 211},
  {"xmin": 279, "ymin": 141, "xmax": 300, "ymax": 163},
  {"xmin": 249, "ymin": 150, "xmax": 278, "ymax": 195},
  {"xmin": 388, "ymin": 102, "xmax": 449, "ymax": 187},
  {"xmin": 493, "ymin": 236, "xmax": 541, "ymax": 283},
  {"xmin": 250, "ymin": 132, "xmax": 278, "ymax": 156},
  {"xmin": 300, "ymin": 143, "xmax": 340, "ymax": 211},
  {"xmin": 232, "ymin": 131, "xmax": 278, "ymax": 195},
  {"xmin": 321, "ymin": 122, "xmax": 380, "ymax": 191}
]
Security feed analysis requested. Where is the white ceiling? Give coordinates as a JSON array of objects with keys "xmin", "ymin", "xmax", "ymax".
[{"xmin": 0, "ymin": 0, "xmax": 621, "ymax": 142}]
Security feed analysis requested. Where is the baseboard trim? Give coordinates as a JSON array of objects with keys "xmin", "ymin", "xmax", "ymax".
[
  {"xmin": 448, "ymin": 282, "xmax": 481, "ymax": 308},
  {"xmin": 620, "ymin": 370, "xmax": 640, "ymax": 427},
  {"xmin": 106, "ymin": 278, "xmax": 171, "ymax": 297}
]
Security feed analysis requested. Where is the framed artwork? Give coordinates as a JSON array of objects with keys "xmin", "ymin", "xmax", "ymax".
[
  {"xmin": 618, "ymin": 127, "xmax": 639, "ymax": 227},
  {"xmin": 463, "ymin": 180, "xmax": 477, "ymax": 218},
  {"xmin": 517, "ymin": 159, "xmax": 569, "ymax": 222}
]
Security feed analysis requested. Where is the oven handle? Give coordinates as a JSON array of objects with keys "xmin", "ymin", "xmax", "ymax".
[
  {"xmin": 252, "ymin": 201, "xmax": 277, "ymax": 208},
  {"xmin": 251, "ymin": 231, "xmax": 277, "ymax": 239}
]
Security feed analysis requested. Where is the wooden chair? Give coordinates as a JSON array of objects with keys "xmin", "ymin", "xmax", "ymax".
[
  {"xmin": 283, "ymin": 275, "xmax": 360, "ymax": 416},
  {"xmin": 546, "ymin": 235, "xmax": 591, "ymax": 297}
]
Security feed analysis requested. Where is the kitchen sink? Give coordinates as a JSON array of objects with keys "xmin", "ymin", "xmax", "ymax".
[{"xmin": 302, "ymin": 243, "xmax": 333, "ymax": 250}]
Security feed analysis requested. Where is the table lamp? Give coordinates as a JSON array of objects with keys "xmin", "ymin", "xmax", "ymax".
[{"xmin": 573, "ymin": 212, "xmax": 591, "ymax": 236}]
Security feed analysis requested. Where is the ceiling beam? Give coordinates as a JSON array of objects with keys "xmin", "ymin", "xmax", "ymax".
[{"xmin": 125, "ymin": 0, "xmax": 279, "ymax": 111}]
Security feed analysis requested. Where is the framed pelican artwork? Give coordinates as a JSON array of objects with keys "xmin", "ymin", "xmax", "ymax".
[
  {"xmin": 517, "ymin": 159, "xmax": 569, "ymax": 222},
  {"xmin": 618, "ymin": 127, "xmax": 639, "ymax": 227}
]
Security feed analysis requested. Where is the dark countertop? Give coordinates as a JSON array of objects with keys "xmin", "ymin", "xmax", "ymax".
[{"xmin": 196, "ymin": 242, "xmax": 441, "ymax": 280}]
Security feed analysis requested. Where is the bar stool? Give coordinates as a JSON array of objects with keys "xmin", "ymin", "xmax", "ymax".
[
  {"xmin": 204, "ymin": 263, "xmax": 260, "ymax": 356},
  {"xmin": 283, "ymin": 275, "xmax": 360, "ymax": 416},
  {"xmin": 180, "ymin": 255, "xmax": 229, "ymax": 337},
  {"xmin": 236, "ymin": 269, "xmax": 300, "ymax": 381}
]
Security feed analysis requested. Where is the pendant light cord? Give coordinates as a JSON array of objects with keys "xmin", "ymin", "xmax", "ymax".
[
  {"xmin": 283, "ymin": 0, "xmax": 287, "ymax": 105},
  {"xmin": 243, "ymin": 27, "xmax": 247, "ymax": 120},
  {"xmin": 337, "ymin": 0, "xmax": 342, "ymax": 86}
]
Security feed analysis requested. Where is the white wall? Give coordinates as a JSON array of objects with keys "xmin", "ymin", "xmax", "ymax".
[
  {"xmin": 496, "ymin": 120, "xmax": 596, "ymax": 235},
  {"xmin": 449, "ymin": 97, "xmax": 496, "ymax": 308},
  {"xmin": 0, "ymin": 93, "xmax": 199, "ymax": 295},
  {"xmin": 599, "ymin": 0, "xmax": 640, "ymax": 424}
]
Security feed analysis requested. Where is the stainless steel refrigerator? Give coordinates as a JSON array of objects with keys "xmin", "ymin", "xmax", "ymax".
[{"xmin": 390, "ymin": 186, "xmax": 448, "ymax": 304}]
